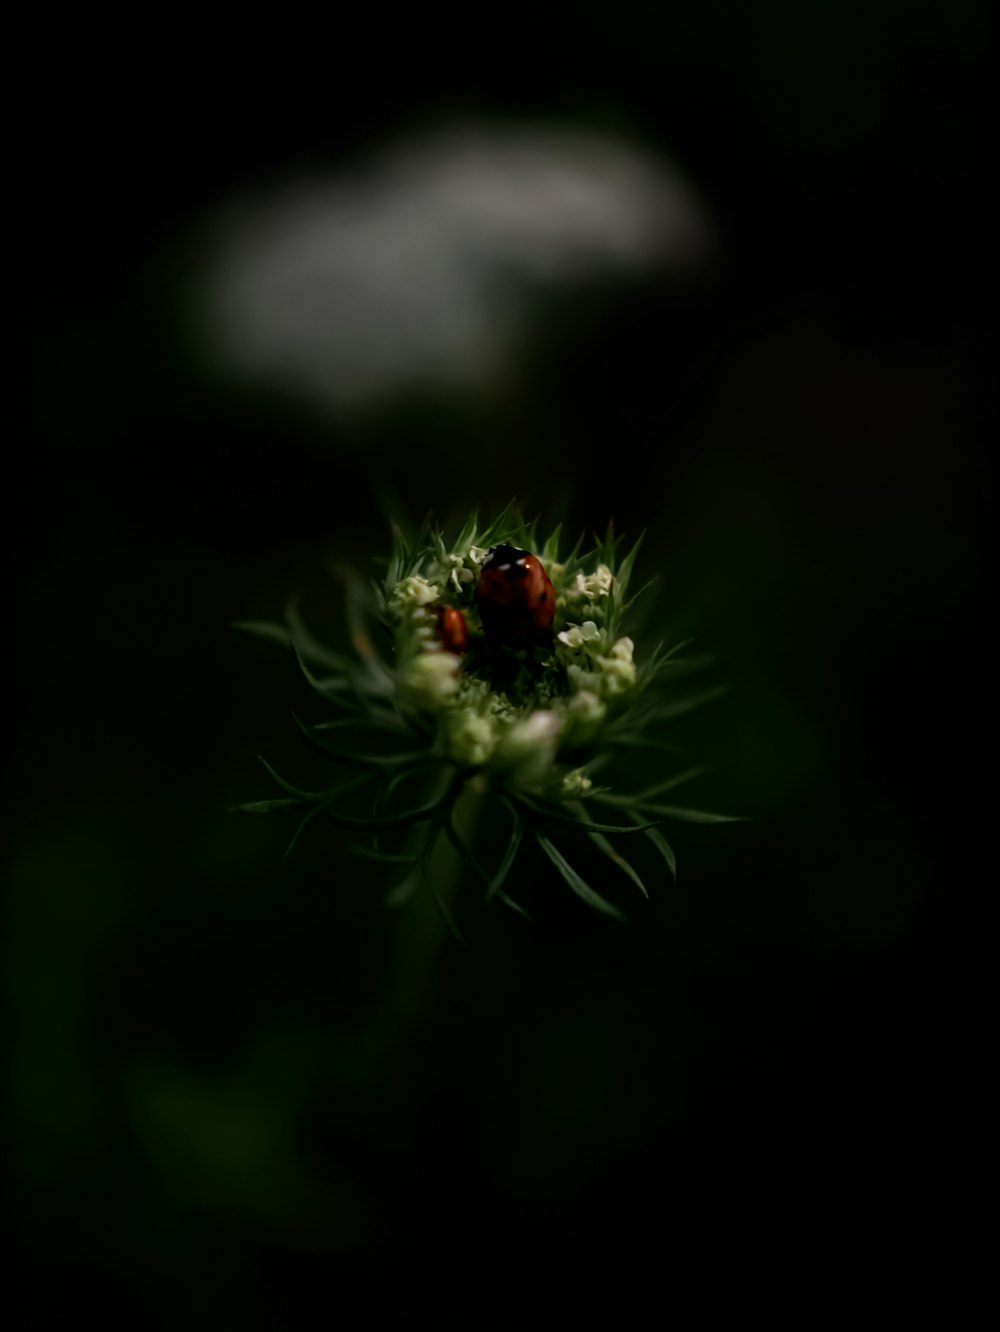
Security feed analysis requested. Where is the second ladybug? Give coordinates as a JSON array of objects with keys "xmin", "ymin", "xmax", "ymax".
[
  {"xmin": 437, "ymin": 605, "xmax": 468, "ymax": 655},
  {"xmin": 475, "ymin": 544, "xmax": 556, "ymax": 649}
]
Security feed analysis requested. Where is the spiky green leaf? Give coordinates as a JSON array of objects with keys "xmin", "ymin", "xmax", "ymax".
[
  {"xmin": 488, "ymin": 796, "xmax": 525, "ymax": 903},
  {"xmin": 633, "ymin": 810, "xmax": 677, "ymax": 879},
  {"xmin": 518, "ymin": 795, "xmax": 658, "ymax": 834},
  {"xmin": 594, "ymin": 767, "xmax": 705, "ymax": 807},
  {"xmin": 642, "ymin": 804, "xmax": 746, "ymax": 824},
  {"xmin": 230, "ymin": 797, "xmax": 304, "ymax": 814},
  {"xmin": 535, "ymin": 830, "xmax": 625, "ymax": 921}
]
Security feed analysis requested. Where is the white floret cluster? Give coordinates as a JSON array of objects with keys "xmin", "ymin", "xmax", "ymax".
[
  {"xmin": 387, "ymin": 575, "xmax": 456, "ymax": 712},
  {"xmin": 554, "ymin": 558, "xmax": 637, "ymax": 707},
  {"xmin": 441, "ymin": 676, "xmax": 520, "ymax": 766},
  {"xmin": 425, "ymin": 545, "xmax": 491, "ymax": 594}
]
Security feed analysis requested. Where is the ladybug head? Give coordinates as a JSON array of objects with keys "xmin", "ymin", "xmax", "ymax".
[{"xmin": 484, "ymin": 544, "xmax": 532, "ymax": 579}]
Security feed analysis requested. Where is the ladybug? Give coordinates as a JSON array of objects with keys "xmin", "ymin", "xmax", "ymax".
[
  {"xmin": 437, "ymin": 605, "xmax": 468, "ymax": 655},
  {"xmin": 475, "ymin": 544, "xmax": 556, "ymax": 649}
]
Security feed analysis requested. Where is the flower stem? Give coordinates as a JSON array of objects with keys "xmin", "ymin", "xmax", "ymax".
[{"xmin": 355, "ymin": 781, "xmax": 482, "ymax": 1076}]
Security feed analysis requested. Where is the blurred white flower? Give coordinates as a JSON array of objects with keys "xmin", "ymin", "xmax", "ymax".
[
  {"xmin": 561, "ymin": 768, "xmax": 594, "ymax": 798},
  {"xmin": 494, "ymin": 709, "xmax": 564, "ymax": 791},
  {"xmin": 203, "ymin": 122, "xmax": 711, "ymax": 410},
  {"xmin": 398, "ymin": 650, "xmax": 460, "ymax": 711}
]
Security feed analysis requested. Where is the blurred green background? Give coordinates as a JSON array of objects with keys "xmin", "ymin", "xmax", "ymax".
[{"xmin": 9, "ymin": 8, "xmax": 987, "ymax": 1320}]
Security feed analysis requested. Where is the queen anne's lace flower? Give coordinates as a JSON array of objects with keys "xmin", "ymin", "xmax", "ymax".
[{"xmin": 237, "ymin": 507, "xmax": 739, "ymax": 923}]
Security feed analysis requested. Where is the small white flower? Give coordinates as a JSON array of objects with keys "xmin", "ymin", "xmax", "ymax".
[
  {"xmin": 506, "ymin": 709, "xmax": 562, "ymax": 748},
  {"xmin": 597, "ymin": 648, "xmax": 636, "ymax": 695},
  {"xmin": 566, "ymin": 662, "xmax": 601, "ymax": 692},
  {"xmin": 565, "ymin": 635, "xmax": 636, "ymax": 699},
  {"xmin": 599, "ymin": 664, "xmax": 635, "ymax": 695},
  {"xmin": 415, "ymin": 617, "xmax": 438, "ymax": 650},
  {"xmin": 444, "ymin": 708, "xmax": 498, "ymax": 766},
  {"xmin": 389, "ymin": 574, "xmax": 438, "ymax": 614},
  {"xmin": 435, "ymin": 552, "xmax": 476, "ymax": 593},
  {"xmin": 557, "ymin": 620, "xmax": 601, "ymax": 650},
  {"xmin": 561, "ymin": 768, "xmax": 593, "ymax": 798},
  {"xmin": 571, "ymin": 564, "xmax": 614, "ymax": 601},
  {"xmin": 495, "ymin": 709, "xmax": 563, "ymax": 789},
  {"xmin": 595, "ymin": 635, "xmax": 636, "ymax": 695},
  {"xmin": 567, "ymin": 688, "xmax": 606, "ymax": 724}
]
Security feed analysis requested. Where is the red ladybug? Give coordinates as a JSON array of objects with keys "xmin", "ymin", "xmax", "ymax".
[
  {"xmin": 437, "ymin": 605, "xmax": 468, "ymax": 655},
  {"xmin": 475, "ymin": 545, "xmax": 556, "ymax": 648}
]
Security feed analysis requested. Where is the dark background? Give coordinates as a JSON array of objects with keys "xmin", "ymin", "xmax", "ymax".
[{"xmin": 9, "ymin": 8, "xmax": 989, "ymax": 1320}]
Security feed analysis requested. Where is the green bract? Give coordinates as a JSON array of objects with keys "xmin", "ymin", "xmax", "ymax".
[{"xmin": 235, "ymin": 505, "xmax": 740, "ymax": 924}]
